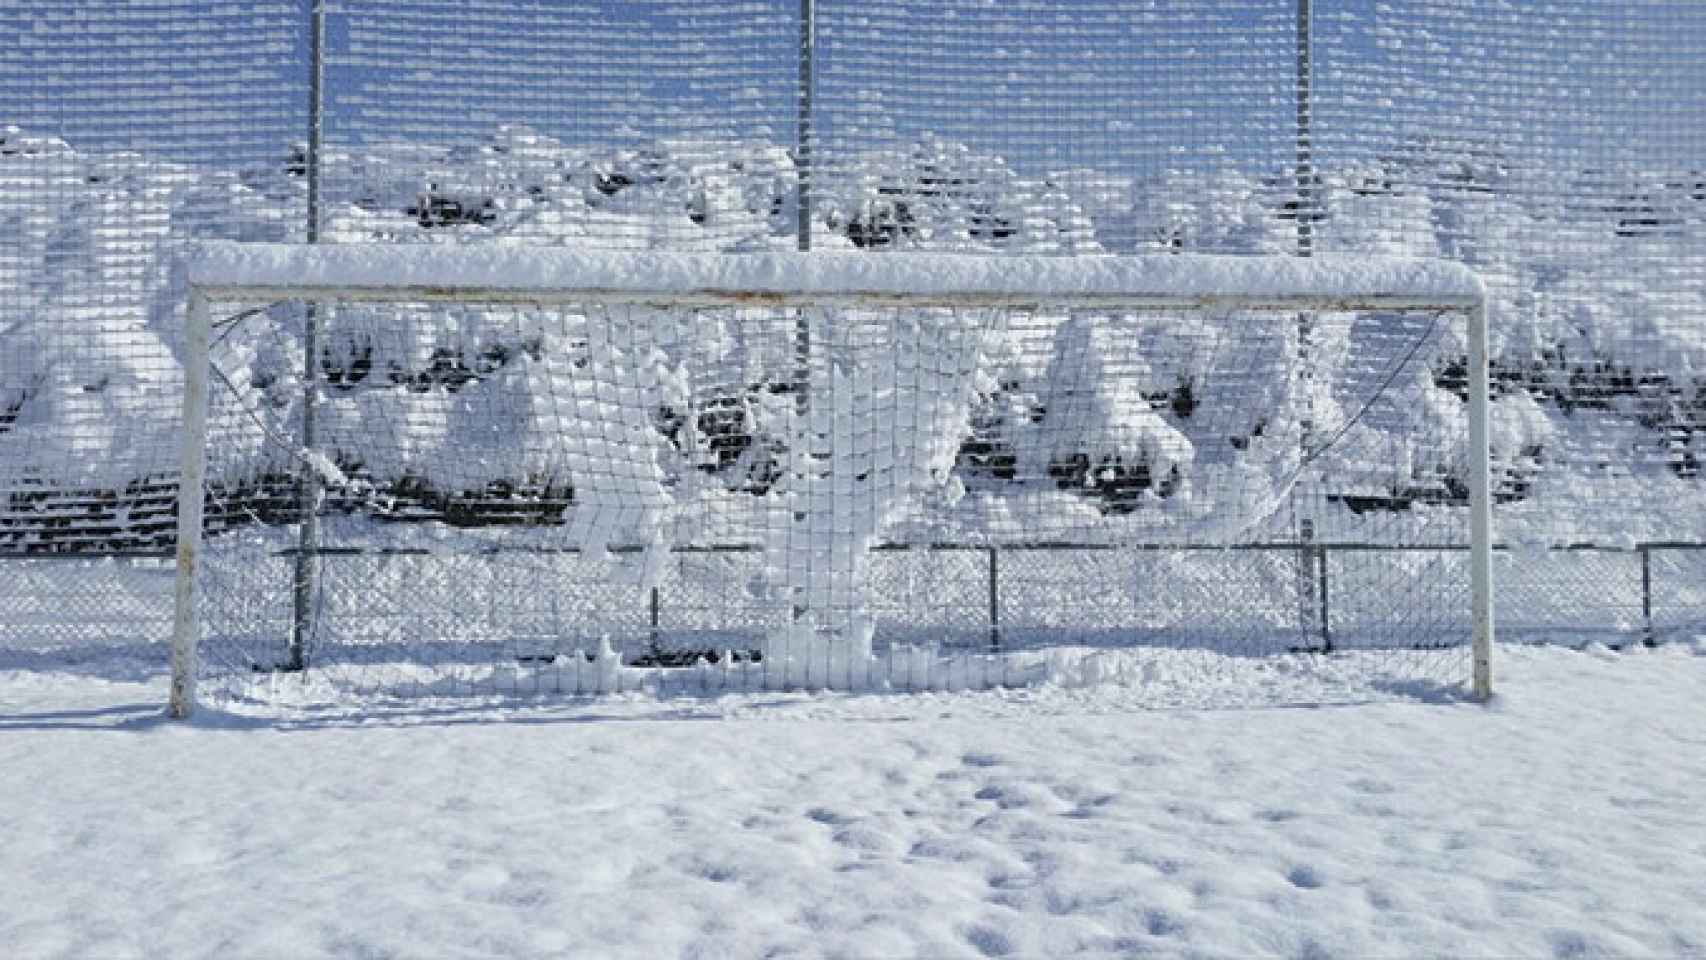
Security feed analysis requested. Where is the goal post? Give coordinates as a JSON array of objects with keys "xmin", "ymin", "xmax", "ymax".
[
  {"xmin": 170, "ymin": 287, "xmax": 211, "ymax": 719},
  {"xmin": 169, "ymin": 242, "xmax": 1492, "ymax": 717}
]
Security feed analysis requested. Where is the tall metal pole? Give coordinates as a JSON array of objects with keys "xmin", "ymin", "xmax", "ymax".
[
  {"xmin": 1295, "ymin": 0, "xmax": 1314, "ymax": 262},
  {"xmin": 797, "ymin": 0, "xmax": 814, "ymax": 255},
  {"xmin": 789, "ymin": 0, "xmax": 816, "ymax": 630},
  {"xmin": 1293, "ymin": 0, "xmax": 1324, "ymax": 647},
  {"xmin": 307, "ymin": 0, "xmax": 324, "ymax": 249},
  {"xmin": 290, "ymin": 0, "xmax": 327, "ymax": 672}
]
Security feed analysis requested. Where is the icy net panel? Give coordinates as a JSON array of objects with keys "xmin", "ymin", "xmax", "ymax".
[
  {"xmin": 319, "ymin": 0, "xmax": 798, "ymax": 251},
  {"xmin": 191, "ymin": 292, "xmax": 1472, "ymax": 703},
  {"xmin": 0, "ymin": 2, "xmax": 304, "ymax": 661},
  {"xmin": 1315, "ymin": 1, "xmax": 1706, "ymax": 557},
  {"xmin": 813, "ymin": 0, "xmax": 1298, "ymax": 255}
]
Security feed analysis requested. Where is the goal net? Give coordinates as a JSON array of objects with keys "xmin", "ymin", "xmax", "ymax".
[{"xmin": 170, "ymin": 243, "xmax": 1491, "ymax": 714}]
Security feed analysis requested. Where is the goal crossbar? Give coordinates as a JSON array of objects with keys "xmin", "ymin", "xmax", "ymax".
[
  {"xmin": 184, "ymin": 243, "xmax": 1486, "ymax": 312},
  {"xmin": 170, "ymin": 242, "xmax": 1494, "ymax": 716}
]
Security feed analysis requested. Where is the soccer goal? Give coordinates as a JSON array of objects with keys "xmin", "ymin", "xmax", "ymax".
[{"xmin": 169, "ymin": 242, "xmax": 1491, "ymax": 716}]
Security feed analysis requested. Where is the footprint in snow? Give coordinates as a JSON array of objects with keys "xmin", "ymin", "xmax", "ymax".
[
  {"xmin": 805, "ymin": 807, "xmax": 852, "ymax": 826},
  {"xmin": 1144, "ymin": 908, "xmax": 1184, "ymax": 936},
  {"xmin": 963, "ymin": 923, "xmax": 1015, "ymax": 957},
  {"xmin": 1347, "ymin": 777, "xmax": 1396, "ymax": 795},
  {"xmin": 1286, "ymin": 864, "xmax": 1325, "ymax": 889},
  {"xmin": 1063, "ymin": 794, "xmax": 1117, "ymax": 819},
  {"xmin": 1548, "ymin": 929, "xmax": 1593, "ymax": 959}
]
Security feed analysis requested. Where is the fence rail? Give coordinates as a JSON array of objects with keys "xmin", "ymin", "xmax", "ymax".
[{"xmin": 6, "ymin": 542, "xmax": 1701, "ymax": 664}]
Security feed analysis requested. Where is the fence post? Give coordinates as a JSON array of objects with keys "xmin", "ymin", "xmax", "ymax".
[
  {"xmin": 1640, "ymin": 544, "xmax": 1654, "ymax": 646},
  {"xmin": 650, "ymin": 585, "xmax": 662, "ymax": 647},
  {"xmin": 987, "ymin": 547, "xmax": 1001, "ymax": 649},
  {"xmin": 1316, "ymin": 543, "xmax": 1331, "ymax": 652},
  {"xmin": 288, "ymin": 0, "xmax": 328, "ymax": 673}
]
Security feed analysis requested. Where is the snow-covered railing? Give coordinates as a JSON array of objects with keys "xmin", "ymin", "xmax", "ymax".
[{"xmin": 184, "ymin": 243, "xmax": 1485, "ymax": 312}]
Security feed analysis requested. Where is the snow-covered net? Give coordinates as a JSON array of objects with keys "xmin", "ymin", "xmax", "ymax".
[
  {"xmin": 812, "ymin": 0, "xmax": 1297, "ymax": 256},
  {"xmin": 317, "ymin": 0, "xmax": 797, "ymax": 251},
  {"xmin": 1312, "ymin": 2, "xmax": 1706, "ymax": 557},
  {"xmin": 0, "ymin": 2, "xmax": 305, "ymax": 662},
  {"xmin": 179, "ymin": 248, "xmax": 1481, "ymax": 701}
]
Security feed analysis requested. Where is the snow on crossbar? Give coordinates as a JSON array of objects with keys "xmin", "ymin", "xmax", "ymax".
[
  {"xmin": 172, "ymin": 243, "xmax": 1493, "ymax": 717},
  {"xmin": 186, "ymin": 242, "xmax": 1484, "ymax": 311}
]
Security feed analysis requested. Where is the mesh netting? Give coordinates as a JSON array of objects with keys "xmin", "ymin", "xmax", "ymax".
[
  {"xmin": 318, "ymin": 0, "xmax": 798, "ymax": 250},
  {"xmin": 0, "ymin": 2, "xmax": 305, "ymax": 662},
  {"xmin": 188, "ymin": 287, "xmax": 1471, "ymax": 699},
  {"xmin": 1313, "ymin": 1, "xmax": 1706, "ymax": 548},
  {"xmin": 813, "ymin": 0, "xmax": 1298, "ymax": 255},
  {"xmin": 4, "ymin": 0, "xmax": 1705, "ymax": 676}
]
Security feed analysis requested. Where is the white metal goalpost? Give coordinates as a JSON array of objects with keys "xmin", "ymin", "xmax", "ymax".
[{"xmin": 170, "ymin": 242, "xmax": 1492, "ymax": 717}]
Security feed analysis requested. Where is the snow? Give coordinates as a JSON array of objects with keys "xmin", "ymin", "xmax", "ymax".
[
  {"xmin": 186, "ymin": 241, "xmax": 1485, "ymax": 308},
  {"xmin": 3, "ymin": 641, "xmax": 1704, "ymax": 958}
]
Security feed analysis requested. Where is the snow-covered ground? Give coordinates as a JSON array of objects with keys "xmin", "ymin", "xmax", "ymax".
[{"xmin": 4, "ymin": 641, "xmax": 1704, "ymax": 959}]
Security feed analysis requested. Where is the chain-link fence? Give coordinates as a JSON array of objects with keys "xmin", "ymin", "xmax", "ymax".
[{"xmin": 3, "ymin": 1, "xmax": 1704, "ymax": 673}]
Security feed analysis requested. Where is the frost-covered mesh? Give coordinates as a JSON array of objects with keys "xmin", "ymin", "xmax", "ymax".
[
  {"xmin": 188, "ymin": 285, "xmax": 1472, "ymax": 699},
  {"xmin": 318, "ymin": 1, "xmax": 798, "ymax": 250},
  {"xmin": 0, "ymin": 2, "xmax": 304, "ymax": 659},
  {"xmin": 1313, "ymin": 1, "xmax": 1706, "ymax": 549},
  {"xmin": 813, "ymin": 0, "xmax": 1298, "ymax": 255}
]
